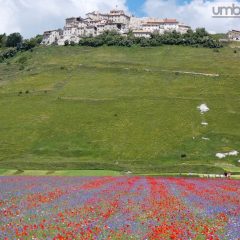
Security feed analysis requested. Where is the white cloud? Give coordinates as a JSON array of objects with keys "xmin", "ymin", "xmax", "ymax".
[
  {"xmin": 1, "ymin": 0, "xmax": 239, "ymax": 38},
  {"xmin": 0, "ymin": 1, "xmax": 21, "ymax": 33},
  {"xmin": 0, "ymin": 0, "xmax": 127, "ymax": 38},
  {"xmin": 143, "ymin": 0, "xmax": 240, "ymax": 33}
]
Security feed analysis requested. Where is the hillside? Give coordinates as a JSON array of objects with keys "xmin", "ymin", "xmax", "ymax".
[{"xmin": 0, "ymin": 45, "xmax": 240, "ymax": 175}]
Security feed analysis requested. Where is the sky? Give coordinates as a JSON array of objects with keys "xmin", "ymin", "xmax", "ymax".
[{"xmin": 0, "ymin": 0, "xmax": 240, "ymax": 38}]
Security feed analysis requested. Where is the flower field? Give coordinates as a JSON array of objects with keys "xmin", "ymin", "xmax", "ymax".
[{"xmin": 0, "ymin": 177, "xmax": 239, "ymax": 240}]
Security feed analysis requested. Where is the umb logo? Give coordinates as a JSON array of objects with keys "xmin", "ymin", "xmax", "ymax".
[{"xmin": 212, "ymin": 2, "xmax": 240, "ymax": 18}]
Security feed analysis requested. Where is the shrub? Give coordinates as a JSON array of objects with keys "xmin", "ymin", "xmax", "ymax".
[
  {"xmin": 21, "ymin": 39, "xmax": 36, "ymax": 51},
  {"xmin": 0, "ymin": 48, "xmax": 18, "ymax": 62},
  {"xmin": 75, "ymin": 29, "xmax": 222, "ymax": 49},
  {"xmin": 119, "ymin": 39, "xmax": 133, "ymax": 47},
  {"xmin": 64, "ymin": 40, "xmax": 69, "ymax": 46},
  {"xmin": 139, "ymin": 38, "xmax": 150, "ymax": 47}
]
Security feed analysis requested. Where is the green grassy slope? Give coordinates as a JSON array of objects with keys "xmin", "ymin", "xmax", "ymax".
[{"xmin": 0, "ymin": 45, "xmax": 239, "ymax": 174}]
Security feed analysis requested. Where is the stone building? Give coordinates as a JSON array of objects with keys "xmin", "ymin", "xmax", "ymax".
[
  {"xmin": 228, "ymin": 30, "xmax": 240, "ymax": 41},
  {"xmin": 42, "ymin": 29, "xmax": 63, "ymax": 45},
  {"xmin": 42, "ymin": 9, "xmax": 191, "ymax": 46}
]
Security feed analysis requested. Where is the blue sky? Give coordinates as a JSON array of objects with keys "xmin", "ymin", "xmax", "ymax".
[
  {"xmin": 127, "ymin": 0, "xmax": 146, "ymax": 16},
  {"xmin": 126, "ymin": 0, "xmax": 193, "ymax": 16},
  {"xmin": 0, "ymin": 0, "xmax": 240, "ymax": 37}
]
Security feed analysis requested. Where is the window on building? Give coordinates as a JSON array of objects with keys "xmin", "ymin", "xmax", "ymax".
[{"xmin": 117, "ymin": 24, "xmax": 122, "ymax": 30}]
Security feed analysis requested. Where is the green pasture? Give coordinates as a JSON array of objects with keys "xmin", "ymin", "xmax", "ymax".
[
  {"xmin": 0, "ymin": 45, "xmax": 239, "ymax": 175},
  {"xmin": 0, "ymin": 169, "xmax": 121, "ymax": 176}
]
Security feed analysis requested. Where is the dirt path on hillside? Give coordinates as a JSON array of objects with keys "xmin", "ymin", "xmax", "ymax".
[{"xmin": 160, "ymin": 69, "xmax": 219, "ymax": 77}]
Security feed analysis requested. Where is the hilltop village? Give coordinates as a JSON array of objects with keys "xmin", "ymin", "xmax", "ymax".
[{"xmin": 42, "ymin": 9, "xmax": 191, "ymax": 45}]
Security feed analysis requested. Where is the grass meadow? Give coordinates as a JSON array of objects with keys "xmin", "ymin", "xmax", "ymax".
[{"xmin": 0, "ymin": 45, "xmax": 240, "ymax": 175}]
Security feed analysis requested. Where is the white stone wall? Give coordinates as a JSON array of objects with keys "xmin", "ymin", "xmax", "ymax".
[
  {"xmin": 42, "ymin": 30, "xmax": 61, "ymax": 45},
  {"xmin": 104, "ymin": 24, "xmax": 118, "ymax": 31},
  {"xmin": 133, "ymin": 31, "xmax": 151, "ymax": 38},
  {"xmin": 129, "ymin": 17, "xmax": 149, "ymax": 30},
  {"xmin": 86, "ymin": 12, "xmax": 100, "ymax": 21},
  {"xmin": 162, "ymin": 23, "xmax": 179, "ymax": 32},
  {"xmin": 63, "ymin": 28, "xmax": 76, "ymax": 37},
  {"xmin": 178, "ymin": 25, "xmax": 191, "ymax": 34},
  {"xmin": 78, "ymin": 22, "xmax": 87, "ymax": 28},
  {"xmin": 86, "ymin": 27, "xmax": 96, "ymax": 37},
  {"xmin": 58, "ymin": 36, "xmax": 80, "ymax": 46},
  {"xmin": 228, "ymin": 31, "xmax": 240, "ymax": 41},
  {"xmin": 142, "ymin": 24, "xmax": 160, "ymax": 32},
  {"xmin": 108, "ymin": 15, "xmax": 130, "ymax": 25}
]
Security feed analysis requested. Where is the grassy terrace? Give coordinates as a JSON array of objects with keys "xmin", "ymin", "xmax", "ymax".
[{"xmin": 0, "ymin": 45, "xmax": 239, "ymax": 175}]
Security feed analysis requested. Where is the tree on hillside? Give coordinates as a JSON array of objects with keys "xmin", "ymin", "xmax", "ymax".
[
  {"xmin": 20, "ymin": 35, "xmax": 43, "ymax": 51},
  {"xmin": 195, "ymin": 28, "xmax": 209, "ymax": 38},
  {"xmin": 33, "ymin": 34, "xmax": 43, "ymax": 44},
  {"xmin": 77, "ymin": 29, "xmax": 221, "ymax": 48},
  {"xmin": 0, "ymin": 34, "xmax": 7, "ymax": 48},
  {"xmin": 22, "ymin": 39, "xmax": 37, "ymax": 51},
  {"xmin": 6, "ymin": 33, "xmax": 23, "ymax": 48}
]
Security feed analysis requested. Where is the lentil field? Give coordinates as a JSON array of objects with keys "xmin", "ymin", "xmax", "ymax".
[{"xmin": 0, "ymin": 176, "xmax": 239, "ymax": 239}]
